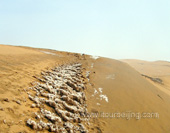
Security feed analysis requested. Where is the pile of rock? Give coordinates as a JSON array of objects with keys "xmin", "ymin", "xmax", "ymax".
[{"xmin": 27, "ymin": 63, "xmax": 89, "ymax": 132}]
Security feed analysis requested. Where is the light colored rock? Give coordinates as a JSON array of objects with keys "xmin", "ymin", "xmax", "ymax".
[{"xmin": 26, "ymin": 63, "xmax": 89, "ymax": 132}]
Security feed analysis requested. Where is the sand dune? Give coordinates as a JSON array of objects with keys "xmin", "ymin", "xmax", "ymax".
[
  {"xmin": 86, "ymin": 58, "xmax": 170, "ymax": 132},
  {"xmin": 0, "ymin": 45, "xmax": 79, "ymax": 132},
  {"xmin": 122, "ymin": 59, "xmax": 170, "ymax": 76},
  {"xmin": 122, "ymin": 59, "xmax": 170, "ymax": 97},
  {"xmin": 0, "ymin": 45, "xmax": 170, "ymax": 132}
]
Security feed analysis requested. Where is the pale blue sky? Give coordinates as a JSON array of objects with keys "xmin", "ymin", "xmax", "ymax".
[{"xmin": 0, "ymin": 0, "xmax": 170, "ymax": 61}]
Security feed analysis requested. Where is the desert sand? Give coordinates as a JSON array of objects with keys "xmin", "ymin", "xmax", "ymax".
[
  {"xmin": 122, "ymin": 59, "xmax": 170, "ymax": 97},
  {"xmin": 0, "ymin": 45, "xmax": 170, "ymax": 132}
]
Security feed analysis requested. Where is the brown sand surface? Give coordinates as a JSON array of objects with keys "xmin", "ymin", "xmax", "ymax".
[
  {"xmin": 122, "ymin": 59, "xmax": 170, "ymax": 77},
  {"xmin": 122, "ymin": 59, "xmax": 170, "ymax": 97},
  {"xmin": 0, "ymin": 45, "xmax": 170, "ymax": 132},
  {"xmin": 85, "ymin": 58, "xmax": 170, "ymax": 132},
  {"xmin": 0, "ymin": 44, "xmax": 78, "ymax": 132}
]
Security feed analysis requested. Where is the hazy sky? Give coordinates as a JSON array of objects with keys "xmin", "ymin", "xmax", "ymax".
[{"xmin": 0, "ymin": 0, "xmax": 169, "ymax": 61}]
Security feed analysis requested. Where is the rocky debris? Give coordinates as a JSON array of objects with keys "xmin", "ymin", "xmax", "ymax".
[
  {"xmin": 3, "ymin": 98, "xmax": 9, "ymax": 102},
  {"xmin": 79, "ymin": 123, "xmax": 88, "ymax": 133},
  {"xmin": 99, "ymin": 94, "xmax": 109, "ymax": 102},
  {"xmin": 16, "ymin": 100, "xmax": 21, "ymax": 105},
  {"xmin": 31, "ymin": 104, "xmax": 36, "ymax": 108},
  {"xmin": 27, "ymin": 63, "xmax": 89, "ymax": 132},
  {"xmin": 3, "ymin": 119, "xmax": 6, "ymax": 124},
  {"xmin": 0, "ymin": 106, "xmax": 4, "ymax": 111},
  {"xmin": 141, "ymin": 74, "xmax": 163, "ymax": 84},
  {"xmin": 41, "ymin": 109, "xmax": 62, "ymax": 123},
  {"xmin": 86, "ymin": 71, "xmax": 90, "ymax": 79},
  {"xmin": 92, "ymin": 88, "xmax": 109, "ymax": 103}
]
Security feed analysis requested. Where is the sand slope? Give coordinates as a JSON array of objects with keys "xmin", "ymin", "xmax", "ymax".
[
  {"xmin": 122, "ymin": 59, "xmax": 170, "ymax": 77},
  {"xmin": 85, "ymin": 58, "xmax": 170, "ymax": 132},
  {"xmin": 0, "ymin": 45, "xmax": 170, "ymax": 132},
  {"xmin": 122, "ymin": 59, "xmax": 170, "ymax": 97},
  {"xmin": 0, "ymin": 45, "xmax": 78, "ymax": 132}
]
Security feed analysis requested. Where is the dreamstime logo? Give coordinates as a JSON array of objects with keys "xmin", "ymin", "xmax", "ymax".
[{"xmin": 84, "ymin": 111, "xmax": 159, "ymax": 120}]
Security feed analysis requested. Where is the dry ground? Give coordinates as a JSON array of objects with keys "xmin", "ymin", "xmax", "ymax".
[{"xmin": 0, "ymin": 45, "xmax": 170, "ymax": 132}]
